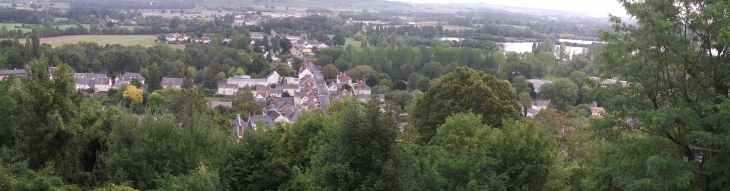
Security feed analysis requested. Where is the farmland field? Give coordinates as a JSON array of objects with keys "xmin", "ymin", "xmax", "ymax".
[
  {"xmin": 41, "ymin": 35, "xmax": 158, "ymax": 47},
  {"xmin": 0, "ymin": 23, "xmax": 33, "ymax": 32}
]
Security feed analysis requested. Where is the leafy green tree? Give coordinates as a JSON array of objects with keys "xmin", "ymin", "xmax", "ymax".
[
  {"xmin": 519, "ymin": 92, "xmax": 532, "ymax": 116},
  {"xmin": 411, "ymin": 67, "xmax": 521, "ymax": 143},
  {"xmin": 235, "ymin": 101, "xmax": 263, "ymax": 116},
  {"xmin": 332, "ymin": 34, "xmax": 346, "ymax": 46},
  {"xmin": 146, "ymin": 63, "xmax": 162, "ymax": 92},
  {"xmin": 103, "ymin": 113, "xmax": 227, "ymax": 190},
  {"xmin": 130, "ymin": 78, "xmax": 143, "ymax": 88},
  {"xmin": 14, "ymin": 57, "xmax": 82, "ymax": 171},
  {"xmin": 250, "ymin": 53, "xmax": 269, "ymax": 74},
  {"xmin": 322, "ymin": 64, "xmax": 339, "ymax": 80},
  {"xmin": 0, "ymin": 77, "xmax": 17, "ymax": 147},
  {"xmin": 493, "ymin": 51, "xmax": 506, "ymax": 74},
  {"xmin": 416, "ymin": 77, "xmax": 430, "ymax": 92},
  {"xmin": 539, "ymin": 78, "xmax": 578, "ymax": 112},
  {"xmin": 595, "ymin": 0, "xmax": 730, "ymax": 189},
  {"xmin": 346, "ymin": 65, "xmax": 376, "ymax": 80},
  {"xmin": 537, "ymin": 51, "xmax": 555, "ymax": 76},
  {"xmin": 512, "ymin": 75, "xmax": 530, "ymax": 95},
  {"xmin": 314, "ymin": 98, "xmax": 408, "ymax": 190}
]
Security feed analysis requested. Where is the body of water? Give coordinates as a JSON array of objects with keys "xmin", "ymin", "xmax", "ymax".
[
  {"xmin": 439, "ymin": 37, "xmax": 464, "ymax": 41},
  {"xmin": 501, "ymin": 42, "xmax": 586, "ymax": 55},
  {"xmin": 558, "ymin": 39, "xmax": 598, "ymax": 45}
]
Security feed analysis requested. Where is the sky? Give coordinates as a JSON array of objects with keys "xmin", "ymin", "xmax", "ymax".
[{"xmin": 390, "ymin": 0, "xmax": 627, "ymax": 17}]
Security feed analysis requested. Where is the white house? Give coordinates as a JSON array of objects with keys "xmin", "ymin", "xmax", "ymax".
[
  {"xmin": 285, "ymin": 77, "xmax": 299, "ymax": 85},
  {"xmin": 94, "ymin": 78, "xmax": 112, "ymax": 92},
  {"xmin": 354, "ymin": 80, "xmax": 371, "ymax": 95},
  {"xmin": 336, "ymin": 72, "xmax": 353, "ymax": 86},
  {"xmin": 161, "ymin": 77, "xmax": 184, "ymax": 89},
  {"xmin": 217, "ymin": 83, "xmax": 239, "ymax": 95},
  {"xmin": 267, "ymin": 71, "xmax": 281, "ymax": 84},
  {"xmin": 298, "ymin": 69, "xmax": 313, "ymax": 80},
  {"xmin": 227, "ymin": 77, "xmax": 269, "ymax": 88}
]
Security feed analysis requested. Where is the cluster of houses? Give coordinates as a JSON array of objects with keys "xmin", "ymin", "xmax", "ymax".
[
  {"xmin": 524, "ymin": 78, "xmax": 614, "ymax": 118},
  {"xmin": 233, "ymin": 15, "xmax": 262, "ymax": 26},
  {"xmin": 73, "ymin": 72, "xmax": 146, "ymax": 93},
  {"xmin": 165, "ymin": 33, "xmax": 228, "ymax": 44},
  {"xmin": 225, "ymin": 58, "xmax": 384, "ymax": 139},
  {"xmin": 283, "ymin": 36, "xmax": 329, "ymax": 55}
]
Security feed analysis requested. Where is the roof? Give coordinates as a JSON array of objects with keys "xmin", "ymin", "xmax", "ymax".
[
  {"xmin": 359, "ymin": 94, "xmax": 371, "ymax": 99},
  {"xmin": 248, "ymin": 115, "xmax": 275, "ymax": 127},
  {"xmin": 534, "ymin": 100, "xmax": 550, "ymax": 107},
  {"xmin": 161, "ymin": 77, "xmax": 184, "ymax": 86},
  {"xmin": 74, "ymin": 73, "xmax": 107, "ymax": 79},
  {"xmin": 254, "ymin": 85, "xmax": 271, "ymax": 91},
  {"xmin": 282, "ymin": 84, "xmax": 298, "ymax": 89},
  {"xmin": 0, "ymin": 69, "xmax": 26, "ymax": 75},
  {"xmin": 254, "ymin": 98, "xmax": 267, "ymax": 108},
  {"xmin": 119, "ymin": 72, "xmax": 145, "ymax": 82},
  {"xmin": 218, "ymin": 83, "xmax": 239, "ymax": 89},
  {"xmin": 357, "ymin": 80, "xmax": 371, "ymax": 90},
  {"xmin": 290, "ymin": 111, "xmax": 302, "ymax": 122},
  {"xmin": 276, "ymin": 97, "xmax": 295, "ymax": 107},
  {"xmin": 377, "ymin": 94, "xmax": 385, "ymax": 100},
  {"xmin": 76, "ymin": 78, "xmax": 96, "ymax": 89}
]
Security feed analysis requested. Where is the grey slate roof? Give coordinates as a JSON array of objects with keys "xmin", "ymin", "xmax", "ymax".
[
  {"xmin": 276, "ymin": 97, "xmax": 295, "ymax": 107},
  {"xmin": 74, "ymin": 73, "xmax": 107, "ymax": 79},
  {"xmin": 161, "ymin": 77, "xmax": 184, "ymax": 86},
  {"xmin": 76, "ymin": 78, "xmax": 96, "ymax": 89},
  {"xmin": 290, "ymin": 111, "xmax": 302, "ymax": 122},
  {"xmin": 377, "ymin": 94, "xmax": 385, "ymax": 100},
  {"xmin": 247, "ymin": 115, "xmax": 275, "ymax": 128},
  {"xmin": 218, "ymin": 83, "xmax": 239, "ymax": 89},
  {"xmin": 359, "ymin": 94, "xmax": 371, "ymax": 99},
  {"xmin": 254, "ymin": 98, "xmax": 267, "ymax": 109},
  {"xmin": 119, "ymin": 72, "xmax": 145, "ymax": 82},
  {"xmin": 271, "ymin": 87, "xmax": 284, "ymax": 94},
  {"xmin": 254, "ymin": 85, "xmax": 271, "ymax": 91},
  {"xmin": 0, "ymin": 69, "xmax": 26, "ymax": 75},
  {"xmin": 282, "ymin": 84, "xmax": 298, "ymax": 90},
  {"xmin": 534, "ymin": 100, "xmax": 550, "ymax": 107}
]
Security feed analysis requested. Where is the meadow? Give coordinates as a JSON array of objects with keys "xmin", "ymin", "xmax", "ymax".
[{"xmin": 42, "ymin": 35, "xmax": 158, "ymax": 47}]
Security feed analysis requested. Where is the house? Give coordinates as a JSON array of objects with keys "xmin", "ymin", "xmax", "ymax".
[
  {"xmin": 354, "ymin": 80, "xmax": 371, "ymax": 95},
  {"xmin": 233, "ymin": 18, "xmax": 246, "ymax": 26},
  {"xmin": 532, "ymin": 100, "xmax": 550, "ymax": 111},
  {"xmin": 285, "ymin": 77, "xmax": 299, "ymax": 85},
  {"xmin": 526, "ymin": 79, "xmax": 551, "ymax": 94},
  {"xmin": 231, "ymin": 114, "xmax": 246, "ymax": 139},
  {"xmin": 247, "ymin": 115, "xmax": 275, "ymax": 130},
  {"xmin": 227, "ymin": 76, "xmax": 269, "ymax": 88},
  {"xmin": 166, "ymin": 33, "xmax": 188, "ymax": 42},
  {"xmin": 287, "ymin": 36, "xmax": 300, "ymax": 41},
  {"xmin": 590, "ymin": 107, "xmax": 605, "ymax": 117},
  {"xmin": 74, "ymin": 73, "xmax": 111, "ymax": 92},
  {"xmin": 208, "ymin": 101, "xmax": 233, "ymax": 109},
  {"xmin": 217, "ymin": 83, "xmax": 239, "ymax": 95},
  {"xmin": 161, "ymin": 77, "xmax": 184, "ymax": 89},
  {"xmin": 526, "ymin": 109, "xmax": 540, "ymax": 118},
  {"xmin": 252, "ymin": 85, "xmax": 271, "ymax": 98},
  {"xmin": 336, "ymin": 72, "xmax": 352, "ymax": 85},
  {"xmin": 113, "ymin": 73, "xmax": 145, "ymax": 88},
  {"xmin": 267, "ymin": 110, "xmax": 289, "ymax": 123},
  {"xmin": 377, "ymin": 94, "xmax": 385, "ymax": 102},
  {"xmin": 298, "ymin": 69, "xmax": 313, "ymax": 80},
  {"xmin": 267, "ymin": 71, "xmax": 281, "ymax": 84},
  {"xmin": 0, "ymin": 69, "xmax": 26, "ymax": 80},
  {"xmin": 358, "ymin": 93, "xmax": 372, "ymax": 102},
  {"xmin": 270, "ymin": 87, "xmax": 284, "ymax": 97},
  {"xmin": 282, "ymin": 84, "xmax": 299, "ymax": 95}
]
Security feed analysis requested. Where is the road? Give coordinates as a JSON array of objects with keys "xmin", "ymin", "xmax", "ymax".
[{"xmin": 290, "ymin": 47, "xmax": 329, "ymax": 115}]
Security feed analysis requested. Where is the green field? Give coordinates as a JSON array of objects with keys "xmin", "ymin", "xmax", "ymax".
[
  {"xmin": 47, "ymin": 35, "xmax": 158, "ymax": 47},
  {"xmin": 0, "ymin": 23, "xmax": 34, "ymax": 32},
  {"xmin": 326, "ymin": 34, "xmax": 357, "ymax": 46},
  {"xmin": 56, "ymin": 24, "xmax": 91, "ymax": 30}
]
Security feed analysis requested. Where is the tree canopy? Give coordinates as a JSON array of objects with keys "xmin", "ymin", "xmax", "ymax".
[{"xmin": 411, "ymin": 66, "xmax": 521, "ymax": 143}]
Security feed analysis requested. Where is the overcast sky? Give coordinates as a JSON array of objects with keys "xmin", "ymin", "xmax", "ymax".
[{"xmin": 390, "ymin": 0, "xmax": 627, "ymax": 16}]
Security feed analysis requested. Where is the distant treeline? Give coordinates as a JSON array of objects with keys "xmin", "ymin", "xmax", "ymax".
[{"xmin": 66, "ymin": 0, "xmax": 196, "ymax": 9}]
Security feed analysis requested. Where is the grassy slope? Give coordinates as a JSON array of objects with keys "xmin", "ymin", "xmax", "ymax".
[{"xmin": 48, "ymin": 35, "xmax": 157, "ymax": 47}]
